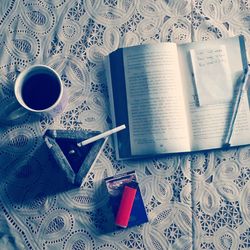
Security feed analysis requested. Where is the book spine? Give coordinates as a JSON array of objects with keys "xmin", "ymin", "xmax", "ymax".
[
  {"xmin": 104, "ymin": 55, "xmax": 120, "ymax": 159},
  {"xmin": 109, "ymin": 49, "xmax": 131, "ymax": 159}
]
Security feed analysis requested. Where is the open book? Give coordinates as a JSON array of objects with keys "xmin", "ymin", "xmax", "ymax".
[{"xmin": 105, "ymin": 35, "xmax": 250, "ymax": 160}]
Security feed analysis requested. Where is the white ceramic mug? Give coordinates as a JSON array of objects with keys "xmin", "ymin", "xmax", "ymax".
[{"xmin": 13, "ymin": 65, "xmax": 67, "ymax": 117}]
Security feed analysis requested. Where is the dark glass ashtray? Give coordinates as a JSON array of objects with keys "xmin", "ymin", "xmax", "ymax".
[{"xmin": 44, "ymin": 129, "xmax": 107, "ymax": 186}]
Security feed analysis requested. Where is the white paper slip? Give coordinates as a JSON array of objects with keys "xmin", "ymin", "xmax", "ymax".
[{"xmin": 190, "ymin": 45, "xmax": 233, "ymax": 106}]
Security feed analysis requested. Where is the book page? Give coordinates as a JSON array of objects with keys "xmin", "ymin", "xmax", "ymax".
[
  {"xmin": 230, "ymin": 92, "xmax": 250, "ymax": 146},
  {"xmin": 123, "ymin": 43, "xmax": 190, "ymax": 156},
  {"xmin": 178, "ymin": 36, "xmax": 250, "ymax": 150}
]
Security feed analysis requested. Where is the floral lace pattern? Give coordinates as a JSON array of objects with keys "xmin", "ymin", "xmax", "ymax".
[{"xmin": 0, "ymin": 0, "xmax": 250, "ymax": 249}]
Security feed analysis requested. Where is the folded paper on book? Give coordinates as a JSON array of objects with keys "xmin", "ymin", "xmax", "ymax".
[{"xmin": 190, "ymin": 45, "xmax": 233, "ymax": 106}]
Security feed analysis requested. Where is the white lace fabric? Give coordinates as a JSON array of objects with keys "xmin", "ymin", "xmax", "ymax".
[{"xmin": 0, "ymin": 0, "xmax": 250, "ymax": 249}]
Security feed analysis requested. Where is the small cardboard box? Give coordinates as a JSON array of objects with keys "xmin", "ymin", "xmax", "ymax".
[{"xmin": 104, "ymin": 171, "xmax": 148, "ymax": 228}]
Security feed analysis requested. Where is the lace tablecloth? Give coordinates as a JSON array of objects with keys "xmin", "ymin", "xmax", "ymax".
[{"xmin": 0, "ymin": 0, "xmax": 250, "ymax": 249}]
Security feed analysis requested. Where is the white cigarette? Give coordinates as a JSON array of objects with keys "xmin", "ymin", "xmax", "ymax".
[{"xmin": 77, "ymin": 124, "xmax": 126, "ymax": 147}]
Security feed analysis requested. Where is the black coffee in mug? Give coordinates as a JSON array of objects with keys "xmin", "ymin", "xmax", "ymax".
[
  {"xmin": 15, "ymin": 65, "xmax": 66, "ymax": 116},
  {"xmin": 21, "ymin": 72, "xmax": 61, "ymax": 110}
]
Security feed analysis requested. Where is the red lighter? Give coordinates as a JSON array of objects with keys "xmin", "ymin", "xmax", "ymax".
[{"xmin": 115, "ymin": 181, "xmax": 138, "ymax": 228}]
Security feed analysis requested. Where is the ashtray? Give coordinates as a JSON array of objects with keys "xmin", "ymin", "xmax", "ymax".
[{"xmin": 44, "ymin": 129, "xmax": 108, "ymax": 186}]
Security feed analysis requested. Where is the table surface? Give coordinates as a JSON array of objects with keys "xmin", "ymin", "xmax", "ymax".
[{"xmin": 0, "ymin": 0, "xmax": 250, "ymax": 249}]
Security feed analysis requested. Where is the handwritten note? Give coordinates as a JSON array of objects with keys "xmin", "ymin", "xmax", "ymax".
[{"xmin": 190, "ymin": 45, "xmax": 233, "ymax": 106}]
